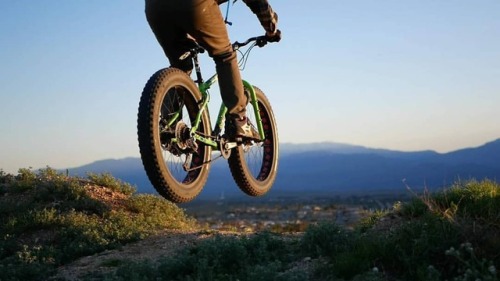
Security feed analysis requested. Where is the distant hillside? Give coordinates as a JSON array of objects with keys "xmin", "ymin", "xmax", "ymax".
[{"xmin": 67, "ymin": 139, "xmax": 500, "ymax": 199}]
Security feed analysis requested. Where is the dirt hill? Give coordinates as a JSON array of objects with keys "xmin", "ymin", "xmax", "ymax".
[{"xmin": 1, "ymin": 168, "xmax": 499, "ymax": 280}]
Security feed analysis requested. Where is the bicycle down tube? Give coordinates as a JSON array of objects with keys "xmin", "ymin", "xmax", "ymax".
[{"xmin": 186, "ymin": 76, "xmax": 265, "ymax": 149}]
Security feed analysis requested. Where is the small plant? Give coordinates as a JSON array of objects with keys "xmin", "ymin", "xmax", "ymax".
[
  {"xmin": 357, "ymin": 208, "xmax": 390, "ymax": 231},
  {"xmin": 87, "ymin": 172, "xmax": 136, "ymax": 195},
  {"xmin": 301, "ymin": 222, "xmax": 351, "ymax": 258},
  {"xmin": 444, "ymin": 242, "xmax": 498, "ymax": 281}
]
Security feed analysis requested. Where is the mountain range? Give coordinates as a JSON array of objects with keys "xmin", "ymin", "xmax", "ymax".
[{"xmin": 67, "ymin": 139, "xmax": 500, "ymax": 200}]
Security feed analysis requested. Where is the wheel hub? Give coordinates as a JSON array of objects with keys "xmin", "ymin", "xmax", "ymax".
[{"xmin": 174, "ymin": 121, "xmax": 198, "ymax": 153}]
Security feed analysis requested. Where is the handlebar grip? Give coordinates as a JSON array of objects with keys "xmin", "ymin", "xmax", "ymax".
[{"xmin": 265, "ymin": 29, "xmax": 281, "ymax": 43}]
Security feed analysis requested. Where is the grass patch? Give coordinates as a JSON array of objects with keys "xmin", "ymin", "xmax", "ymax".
[
  {"xmin": 0, "ymin": 167, "xmax": 197, "ymax": 281},
  {"xmin": 99, "ymin": 179, "xmax": 499, "ymax": 281},
  {"xmin": 100, "ymin": 258, "xmax": 125, "ymax": 268},
  {"xmin": 94, "ymin": 232, "xmax": 304, "ymax": 281}
]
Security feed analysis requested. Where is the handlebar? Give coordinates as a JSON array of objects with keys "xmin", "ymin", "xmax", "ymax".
[
  {"xmin": 179, "ymin": 35, "xmax": 271, "ymax": 61},
  {"xmin": 233, "ymin": 35, "xmax": 268, "ymax": 50}
]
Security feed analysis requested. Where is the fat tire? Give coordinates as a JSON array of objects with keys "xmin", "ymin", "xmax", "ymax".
[
  {"xmin": 137, "ymin": 68, "xmax": 211, "ymax": 203},
  {"xmin": 228, "ymin": 86, "xmax": 278, "ymax": 196}
]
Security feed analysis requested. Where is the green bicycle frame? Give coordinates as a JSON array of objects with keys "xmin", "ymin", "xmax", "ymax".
[{"xmin": 184, "ymin": 73, "xmax": 265, "ymax": 149}]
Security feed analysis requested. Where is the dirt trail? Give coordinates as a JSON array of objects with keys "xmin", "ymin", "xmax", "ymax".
[{"xmin": 54, "ymin": 230, "xmax": 233, "ymax": 280}]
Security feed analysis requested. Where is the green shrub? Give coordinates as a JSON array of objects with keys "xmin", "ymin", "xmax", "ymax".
[
  {"xmin": 443, "ymin": 242, "xmax": 498, "ymax": 281},
  {"xmin": 376, "ymin": 179, "xmax": 500, "ymax": 280},
  {"xmin": 100, "ymin": 232, "xmax": 299, "ymax": 281},
  {"xmin": 301, "ymin": 222, "xmax": 351, "ymax": 258},
  {"xmin": 300, "ymin": 180, "xmax": 500, "ymax": 280},
  {"xmin": 126, "ymin": 194, "xmax": 196, "ymax": 230},
  {"xmin": 87, "ymin": 172, "xmax": 136, "ymax": 195},
  {"xmin": 432, "ymin": 179, "xmax": 500, "ymax": 221},
  {"xmin": 0, "ymin": 168, "xmax": 196, "ymax": 281}
]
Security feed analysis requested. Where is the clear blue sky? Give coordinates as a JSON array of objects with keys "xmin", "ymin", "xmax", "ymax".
[{"xmin": 1, "ymin": 0, "xmax": 499, "ymax": 173}]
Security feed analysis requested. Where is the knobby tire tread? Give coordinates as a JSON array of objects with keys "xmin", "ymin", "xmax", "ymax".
[
  {"xmin": 228, "ymin": 87, "xmax": 278, "ymax": 196},
  {"xmin": 137, "ymin": 68, "xmax": 211, "ymax": 203}
]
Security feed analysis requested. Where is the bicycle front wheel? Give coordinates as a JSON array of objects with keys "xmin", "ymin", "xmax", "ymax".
[
  {"xmin": 137, "ymin": 68, "xmax": 212, "ymax": 203},
  {"xmin": 228, "ymin": 86, "xmax": 279, "ymax": 196}
]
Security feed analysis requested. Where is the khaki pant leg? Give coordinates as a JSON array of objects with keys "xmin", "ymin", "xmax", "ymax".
[
  {"xmin": 189, "ymin": 0, "xmax": 246, "ymax": 118},
  {"xmin": 145, "ymin": 0, "xmax": 247, "ymax": 118}
]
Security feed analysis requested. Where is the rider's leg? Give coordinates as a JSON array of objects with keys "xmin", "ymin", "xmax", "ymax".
[
  {"xmin": 145, "ymin": 0, "xmax": 195, "ymax": 73},
  {"xmin": 186, "ymin": 0, "xmax": 261, "ymax": 139},
  {"xmin": 186, "ymin": 0, "xmax": 248, "ymax": 120},
  {"xmin": 145, "ymin": 0, "xmax": 257, "ymax": 139}
]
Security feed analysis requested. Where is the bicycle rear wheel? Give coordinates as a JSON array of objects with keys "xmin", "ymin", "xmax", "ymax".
[
  {"xmin": 137, "ymin": 68, "xmax": 212, "ymax": 203},
  {"xmin": 228, "ymin": 86, "xmax": 278, "ymax": 196}
]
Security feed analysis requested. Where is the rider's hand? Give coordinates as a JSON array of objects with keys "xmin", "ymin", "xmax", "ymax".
[{"xmin": 265, "ymin": 29, "xmax": 281, "ymax": 43}]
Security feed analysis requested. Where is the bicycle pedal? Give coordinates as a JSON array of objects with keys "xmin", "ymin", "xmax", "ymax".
[{"xmin": 224, "ymin": 141, "xmax": 238, "ymax": 150}]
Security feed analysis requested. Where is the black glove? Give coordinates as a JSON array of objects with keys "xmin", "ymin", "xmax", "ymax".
[{"xmin": 266, "ymin": 29, "xmax": 282, "ymax": 43}]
